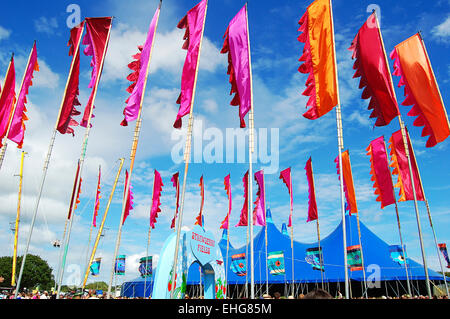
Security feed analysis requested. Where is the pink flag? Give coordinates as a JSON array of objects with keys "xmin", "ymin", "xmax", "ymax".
[
  {"xmin": 92, "ymin": 166, "xmax": 101, "ymax": 227},
  {"xmin": 195, "ymin": 175, "xmax": 205, "ymax": 226},
  {"xmin": 81, "ymin": 17, "xmax": 113, "ymax": 128},
  {"xmin": 235, "ymin": 170, "xmax": 249, "ymax": 227},
  {"xmin": 150, "ymin": 169, "xmax": 164, "ymax": 229},
  {"xmin": 279, "ymin": 168, "xmax": 293, "ymax": 227},
  {"xmin": 7, "ymin": 43, "xmax": 39, "ymax": 148},
  {"xmin": 121, "ymin": 5, "xmax": 160, "ymax": 126},
  {"xmin": 220, "ymin": 5, "xmax": 252, "ymax": 128},
  {"xmin": 253, "ymin": 170, "xmax": 266, "ymax": 226},
  {"xmin": 170, "ymin": 172, "xmax": 180, "ymax": 229},
  {"xmin": 173, "ymin": 0, "xmax": 207, "ymax": 129},
  {"xmin": 220, "ymin": 174, "xmax": 232, "ymax": 230},
  {"xmin": 305, "ymin": 158, "xmax": 318, "ymax": 222},
  {"xmin": 0, "ymin": 57, "xmax": 16, "ymax": 145},
  {"xmin": 122, "ymin": 170, "xmax": 134, "ymax": 225}
]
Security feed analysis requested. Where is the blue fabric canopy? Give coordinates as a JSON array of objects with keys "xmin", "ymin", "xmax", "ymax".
[{"xmin": 121, "ymin": 276, "xmax": 153, "ymax": 298}]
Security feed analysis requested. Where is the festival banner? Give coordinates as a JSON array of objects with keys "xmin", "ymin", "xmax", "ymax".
[
  {"xmin": 220, "ymin": 174, "xmax": 232, "ymax": 230},
  {"xmin": 279, "ymin": 167, "xmax": 293, "ymax": 227},
  {"xmin": 305, "ymin": 158, "xmax": 318, "ymax": 222},
  {"xmin": 389, "ymin": 245, "xmax": 408, "ymax": 266},
  {"xmin": 122, "ymin": 170, "xmax": 134, "ymax": 225},
  {"xmin": 195, "ymin": 175, "xmax": 205, "ymax": 226},
  {"xmin": 267, "ymin": 251, "xmax": 286, "ymax": 276},
  {"xmin": 335, "ymin": 150, "xmax": 358, "ymax": 215},
  {"xmin": 347, "ymin": 245, "xmax": 363, "ymax": 271},
  {"xmin": 114, "ymin": 255, "xmax": 126, "ymax": 275},
  {"xmin": 150, "ymin": 169, "xmax": 164, "ymax": 229},
  {"xmin": 0, "ymin": 57, "xmax": 16, "ymax": 145},
  {"xmin": 139, "ymin": 256, "xmax": 153, "ymax": 278},
  {"xmin": 305, "ymin": 247, "xmax": 324, "ymax": 272},
  {"xmin": 170, "ymin": 172, "xmax": 180, "ymax": 229},
  {"xmin": 92, "ymin": 166, "xmax": 101, "ymax": 227},
  {"xmin": 67, "ymin": 160, "xmax": 82, "ymax": 220},
  {"xmin": 297, "ymin": 0, "xmax": 338, "ymax": 120},
  {"xmin": 438, "ymin": 243, "xmax": 450, "ymax": 268},
  {"xmin": 230, "ymin": 253, "xmax": 247, "ymax": 276},
  {"xmin": 253, "ymin": 170, "xmax": 266, "ymax": 226},
  {"xmin": 90, "ymin": 257, "xmax": 102, "ymax": 277},
  {"xmin": 236, "ymin": 171, "xmax": 249, "ymax": 227}
]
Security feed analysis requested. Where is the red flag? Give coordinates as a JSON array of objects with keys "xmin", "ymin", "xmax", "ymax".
[
  {"xmin": 279, "ymin": 168, "xmax": 294, "ymax": 227},
  {"xmin": 235, "ymin": 170, "xmax": 249, "ymax": 227},
  {"xmin": 348, "ymin": 12, "xmax": 399, "ymax": 127},
  {"xmin": 335, "ymin": 150, "xmax": 358, "ymax": 215},
  {"xmin": 170, "ymin": 172, "xmax": 180, "ymax": 229},
  {"xmin": 122, "ymin": 170, "xmax": 134, "ymax": 225},
  {"xmin": 0, "ymin": 57, "xmax": 16, "ymax": 145},
  {"xmin": 57, "ymin": 21, "xmax": 85, "ymax": 136},
  {"xmin": 220, "ymin": 4, "xmax": 252, "ymax": 128},
  {"xmin": 220, "ymin": 174, "xmax": 232, "ymax": 230},
  {"xmin": 81, "ymin": 17, "xmax": 113, "ymax": 128},
  {"xmin": 366, "ymin": 136, "xmax": 396, "ymax": 209},
  {"xmin": 150, "ymin": 170, "xmax": 164, "ymax": 229},
  {"xmin": 173, "ymin": 0, "xmax": 207, "ymax": 129},
  {"xmin": 253, "ymin": 170, "xmax": 266, "ymax": 226},
  {"xmin": 92, "ymin": 166, "xmax": 101, "ymax": 227},
  {"xmin": 68, "ymin": 161, "xmax": 82, "ymax": 220},
  {"xmin": 391, "ymin": 33, "xmax": 450, "ymax": 147},
  {"xmin": 305, "ymin": 158, "xmax": 318, "ymax": 222},
  {"xmin": 195, "ymin": 175, "xmax": 205, "ymax": 226},
  {"xmin": 388, "ymin": 128, "xmax": 424, "ymax": 202}
]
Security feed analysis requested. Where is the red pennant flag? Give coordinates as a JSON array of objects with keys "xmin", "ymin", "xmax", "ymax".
[
  {"xmin": 253, "ymin": 170, "xmax": 266, "ymax": 226},
  {"xmin": 195, "ymin": 175, "xmax": 205, "ymax": 226},
  {"xmin": 57, "ymin": 21, "xmax": 85, "ymax": 136},
  {"xmin": 170, "ymin": 172, "xmax": 180, "ymax": 229},
  {"xmin": 0, "ymin": 57, "xmax": 16, "ymax": 146},
  {"xmin": 388, "ymin": 128, "xmax": 424, "ymax": 202},
  {"xmin": 348, "ymin": 12, "xmax": 399, "ymax": 127},
  {"xmin": 391, "ymin": 33, "xmax": 450, "ymax": 147},
  {"xmin": 81, "ymin": 17, "xmax": 113, "ymax": 128},
  {"xmin": 220, "ymin": 174, "xmax": 232, "ymax": 230},
  {"xmin": 335, "ymin": 150, "xmax": 358, "ymax": 215},
  {"xmin": 68, "ymin": 161, "xmax": 82, "ymax": 220},
  {"xmin": 279, "ymin": 167, "xmax": 293, "ymax": 227},
  {"xmin": 305, "ymin": 158, "xmax": 318, "ymax": 222},
  {"xmin": 92, "ymin": 166, "xmax": 101, "ymax": 227},
  {"xmin": 173, "ymin": 0, "xmax": 207, "ymax": 129},
  {"xmin": 366, "ymin": 136, "xmax": 396, "ymax": 209},
  {"xmin": 235, "ymin": 170, "xmax": 249, "ymax": 227},
  {"xmin": 150, "ymin": 170, "xmax": 164, "ymax": 229},
  {"xmin": 122, "ymin": 170, "xmax": 134, "ymax": 225}
]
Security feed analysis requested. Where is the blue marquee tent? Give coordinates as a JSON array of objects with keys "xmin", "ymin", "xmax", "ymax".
[{"xmin": 121, "ymin": 276, "xmax": 153, "ymax": 298}]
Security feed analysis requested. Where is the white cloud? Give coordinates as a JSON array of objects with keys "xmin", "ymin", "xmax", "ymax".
[
  {"xmin": 34, "ymin": 17, "xmax": 59, "ymax": 36},
  {"xmin": 432, "ymin": 15, "xmax": 450, "ymax": 41},
  {"xmin": 0, "ymin": 25, "xmax": 11, "ymax": 41}
]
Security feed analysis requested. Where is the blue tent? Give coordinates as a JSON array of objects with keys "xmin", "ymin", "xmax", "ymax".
[
  {"xmin": 186, "ymin": 209, "xmax": 443, "ymax": 285},
  {"xmin": 120, "ymin": 276, "xmax": 153, "ymax": 298}
]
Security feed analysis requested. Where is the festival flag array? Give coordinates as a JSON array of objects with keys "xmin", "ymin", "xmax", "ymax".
[
  {"xmin": 438, "ymin": 244, "xmax": 450, "ymax": 269},
  {"xmin": 391, "ymin": 33, "xmax": 450, "ymax": 147},
  {"xmin": 220, "ymin": 174, "xmax": 232, "ymax": 230},
  {"xmin": 279, "ymin": 168, "xmax": 293, "ymax": 227},
  {"xmin": 305, "ymin": 247, "xmax": 324, "ymax": 272},
  {"xmin": 305, "ymin": 158, "xmax": 318, "ymax": 222},
  {"xmin": 389, "ymin": 245, "xmax": 408, "ymax": 265},
  {"xmin": 253, "ymin": 170, "xmax": 266, "ymax": 226},
  {"xmin": 170, "ymin": 172, "xmax": 180, "ymax": 229},
  {"xmin": 230, "ymin": 253, "xmax": 247, "ymax": 276},
  {"xmin": 267, "ymin": 251, "xmax": 286, "ymax": 276},
  {"xmin": 335, "ymin": 150, "xmax": 358, "ymax": 214},
  {"xmin": 7, "ymin": 43, "xmax": 39, "ymax": 148},
  {"xmin": 388, "ymin": 128, "xmax": 424, "ymax": 202},
  {"xmin": 195, "ymin": 175, "xmax": 205, "ymax": 226},
  {"xmin": 90, "ymin": 257, "xmax": 102, "ymax": 277},
  {"xmin": 346, "ymin": 245, "xmax": 363, "ymax": 271},
  {"xmin": 236, "ymin": 171, "xmax": 249, "ymax": 227},
  {"xmin": 366, "ymin": 136, "xmax": 396, "ymax": 209},
  {"xmin": 122, "ymin": 170, "xmax": 134, "ymax": 225},
  {"xmin": 348, "ymin": 12, "xmax": 399, "ymax": 127},
  {"xmin": 150, "ymin": 170, "xmax": 164, "ymax": 229},
  {"xmin": 173, "ymin": 0, "xmax": 208, "ymax": 129},
  {"xmin": 297, "ymin": 0, "xmax": 338, "ymax": 120},
  {"xmin": 114, "ymin": 255, "xmax": 126, "ymax": 275},
  {"xmin": 80, "ymin": 17, "xmax": 113, "ymax": 128},
  {"xmin": 121, "ymin": 5, "xmax": 160, "ymax": 126},
  {"xmin": 220, "ymin": 4, "xmax": 252, "ymax": 128},
  {"xmin": 92, "ymin": 166, "xmax": 102, "ymax": 227},
  {"xmin": 0, "ymin": 57, "xmax": 16, "ymax": 145}
]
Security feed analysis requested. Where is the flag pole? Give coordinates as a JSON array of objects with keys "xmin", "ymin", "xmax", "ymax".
[
  {"xmin": 382, "ymin": 138, "xmax": 412, "ymax": 296},
  {"xmin": 263, "ymin": 173, "xmax": 268, "ymax": 296},
  {"xmin": 170, "ymin": 0, "xmax": 208, "ymax": 299},
  {"xmin": 289, "ymin": 170, "xmax": 295, "ymax": 296},
  {"xmin": 144, "ymin": 175, "xmax": 156, "ymax": 299},
  {"xmin": 0, "ymin": 43, "xmax": 35, "ymax": 170},
  {"xmin": 81, "ymin": 158, "xmax": 124, "ymax": 290},
  {"xmin": 329, "ymin": 0, "xmax": 349, "ymax": 299},
  {"xmin": 11, "ymin": 151, "xmax": 26, "ymax": 287}
]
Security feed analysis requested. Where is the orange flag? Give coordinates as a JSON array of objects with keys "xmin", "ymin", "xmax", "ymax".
[
  {"xmin": 297, "ymin": 0, "xmax": 338, "ymax": 120},
  {"xmin": 335, "ymin": 150, "xmax": 358, "ymax": 215},
  {"xmin": 391, "ymin": 33, "xmax": 450, "ymax": 147}
]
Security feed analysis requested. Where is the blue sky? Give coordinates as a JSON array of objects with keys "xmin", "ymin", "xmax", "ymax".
[{"xmin": 0, "ymin": 0, "xmax": 449, "ymax": 288}]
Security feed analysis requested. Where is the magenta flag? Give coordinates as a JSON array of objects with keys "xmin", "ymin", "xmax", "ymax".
[
  {"xmin": 8, "ymin": 43, "xmax": 39, "ymax": 148},
  {"xmin": 253, "ymin": 170, "xmax": 266, "ymax": 226},
  {"xmin": 220, "ymin": 5, "xmax": 252, "ymax": 128},
  {"xmin": 122, "ymin": 170, "xmax": 134, "ymax": 225},
  {"xmin": 279, "ymin": 168, "xmax": 293, "ymax": 227},
  {"xmin": 0, "ymin": 57, "xmax": 16, "ymax": 145},
  {"xmin": 305, "ymin": 158, "xmax": 318, "ymax": 222},
  {"xmin": 235, "ymin": 170, "xmax": 249, "ymax": 227},
  {"xmin": 150, "ymin": 169, "xmax": 164, "ymax": 229},
  {"xmin": 121, "ymin": 5, "xmax": 160, "ymax": 126},
  {"xmin": 170, "ymin": 172, "xmax": 180, "ymax": 229},
  {"xmin": 173, "ymin": 0, "xmax": 207, "ymax": 129},
  {"xmin": 220, "ymin": 174, "xmax": 232, "ymax": 230},
  {"xmin": 366, "ymin": 136, "xmax": 396, "ymax": 209},
  {"xmin": 92, "ymin": 166, "xmax": 101, "ymax": 227}
]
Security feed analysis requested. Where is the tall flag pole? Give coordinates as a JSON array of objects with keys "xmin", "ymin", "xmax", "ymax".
[
  {"xmin": 297, "ymin": 0, "xmax": 348, "ymax": 298},
  {"xmin": 0, "ymin": 54, "xmax": 16, "ymax": 169},
  {"xmin": 253, "ymin": 170, "xmax": 267, "ymax": 295},
  {"xmin": 171, "ymin": 0, "xmax": 208, "ymax": 299},
  {"xmin": 56, "ymin": 17, "xmax": 113, "ymax": 299},
  {"xmin": 0, "ymin": 43, "xmax": 38, "ymax": 168},
  {"xmin": 15, "ymin": 21, "xmax": 86, "ymax": 298},
  {"xmin": 220, "ymin": 174, "xmax": 232, "ymax": 299},
  {"xmin": 367, "ymin": 136, "xmax": 412, "ymax": 296},
  {"xmin": 81, "ymin": 158, "xmax": 124, "ymax": 290},
  {"xmin": 11, "ymin": 151, "xmax": 26, "ymax": 287}
]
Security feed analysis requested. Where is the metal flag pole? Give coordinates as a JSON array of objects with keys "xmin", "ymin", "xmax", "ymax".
[
  {"xmin": 329, "ymin": 0, "xmax": 349, "ymax": 299},
  {"xmin": 144, "ymin": 175, "xmax": 156, "ymax": 299},
  {"xmin": 289, "ymin": 170, "xmax": 296, "ymax": 296},
  {"xmin": 170, "ymin": 0, "xmax": 208, "ymax": 299},
  {"xmin": 262, "ymin": 173, "xmax": 268, "ymax": 296}
]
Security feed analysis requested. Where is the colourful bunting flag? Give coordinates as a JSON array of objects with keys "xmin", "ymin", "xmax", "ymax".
[
  {"xmin": 305, "ymin": 247, "xmax": 324, "ymax": 271},
  {"xmin": 150, "ymin": 169, "xmax": 163, "ymax": 229},
  {"xmin": 170, "ymin": 172, "xmax": 180, "ymax": 229},
  {"xmin": 279, "ymin": 167, "xmax": 294, "ymax": 227},
  {"xmin": 347, "ymin": 245, "xmax": 363, "ymax": 271},
  {"xmin": 195, "ymin": 175, "xmax": 205, "ymax": 226},
  {"xmin": 389, "ymin": 245, "xmax": 408, "ymax": 266},
  {"xmin": 230, "ymin": 253, "xmax": 247, "ymax": 276},
  {"xmin": 253, "ymin": 170, "xmax": 266, "ymax": 226},
  {"xmin": 236, "ymin": 170, "xmax": 249, "ymax": 227},
  {"xmin": 90, "ymin": 257, "xmax": 102, "ymax": 277},
  {"xmin": 0, "ymin": 57, "xmax": 16, "ymax": 146},
  {"xmin": 305, "ymin": 158, "xmax": 318, "ymax": 222},
  {"xmin": 438, "ymin": 243, "xmax": 450, "ymax": 269},
  {"xmin": 335, "ymin": 150, "xmax": 358, "ymax": 215},
  {"xmin": 139, "ymin": 256, "xmax": 153, "ymax": 278},
  {"xmin": 268, "ymin": 251, "xmax": 286, "ymax": 276},
  {"xmin": 114, "ymin": 255, "xmax": 126, "ymax": 275},
  {"xmin": 220, "ymin": 174, "xmax": 232, "ymax": 230}
]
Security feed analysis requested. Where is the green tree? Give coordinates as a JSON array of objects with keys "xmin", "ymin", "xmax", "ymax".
[{"xmin": 0, "ymin": 255, "xmax": 54, "ymax": 291}]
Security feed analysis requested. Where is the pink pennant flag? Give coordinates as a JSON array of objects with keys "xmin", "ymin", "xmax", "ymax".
[
  {"xmin": 0, "ymin": 57, "xmax": 16, "ymax": 145},
  {"xmin": 220, "ymin": 174, "xmax": 232, "ymax": 230},
  {"xmin": 253, "ymin": 170, "xmax": 266, "ymax": 226},
  {"xmin": 121, "ymin": 4, "xmax": 160, "ymax": 126},
  {"xmin": 279, "ymin": 167, "xmax": 293, "ymax": 227},
  {"xmin": 7, "ymin": 43, "xmax": 39, "ymax": 148},
  {"xmin": 220, "ymin": 4, "xmax": 252, "ymax": 128},
  {"xmin": 150, "ymin": 169, "xmax": 164, "ymax": 229},
  {"xmin": 235, "ymin": 170, "xmax": 249, "ymax": 227},
  {"xmin": 122, "ymin": 170, "xmax": 134, "ymax": 225},
  {"xmin": 173, "ymin": 0, "xmax": 207, "ymax": 129},
  {"xmin": 92, "ymin": 166, "xmax": 101, "ymax": 227},
  {"xmin": 305, "ymin": 158, "xmax": 318, "ymax": 222},
  {"xmin": 195, "ymin": 175, "xmax": 205, "ymax": 226},
  {"xmin": 170, "ymin": 172, "xmax": 180, "ymax": 229}
]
